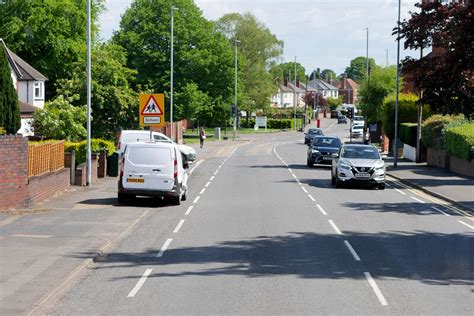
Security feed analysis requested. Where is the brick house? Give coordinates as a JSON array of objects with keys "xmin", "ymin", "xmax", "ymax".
[
  {"xmin": 335, "ymin": 78, "xmax": 359, "ymax": 105},
  {"xmin": 1, "ymin": 39, "xmax": 48, "ymax": 135}
]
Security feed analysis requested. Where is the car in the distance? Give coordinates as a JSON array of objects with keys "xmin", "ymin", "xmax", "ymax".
[
  {"xmin": 351, "ymin": 125, "xmax": 363, "ymax": 138},
  {"xmin": 307, "ymin": 136, "xmax": 342, "ymax": 167},
  {"xmin": 331, "ymin": 144, "xmax": 385, "ymax": 189},
  {"xmin": 118, "ymin": 130, "xmax": 196, "ymax": 167},
  {"xmin": 304, "ymin": 128, "xmax": 324, "ymax": 145},
  {"xmin": 337, "ymin": 115, "xmax": 347, "ymax": 124},
  {"xmin": 351, "ymin": 115, "xmax": 365, "ymax": 127},
  {"xmin": 118, "ymin": 141, "xmax": 188, "ymax": 205},
  {"xmin": 331, "ymin": 110, "xmax": 341, "ymax": 118}
]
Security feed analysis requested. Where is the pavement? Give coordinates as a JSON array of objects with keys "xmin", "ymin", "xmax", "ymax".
[{"xmin": 385, "ymin": 158, "xmax": 474, "ymax": 213}]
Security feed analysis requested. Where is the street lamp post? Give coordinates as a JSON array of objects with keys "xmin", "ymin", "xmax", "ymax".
[
  {"xmin": 393, "ymin": 0, "xmax": 401, "ymax": 167},
  {"xmin": 86, "ymin": 0, "xmax": 92, "ymax": 186},
  {"xmin": 294, "ymin": 56, "xmax": 297, "ymax": 131},
  {"xmin": 234, "ymin": 39, "xmax": 240, "ymax": 141},
  {"xmin": 170, "ymin": 6, "xmax": 177, "ymax": 141}
]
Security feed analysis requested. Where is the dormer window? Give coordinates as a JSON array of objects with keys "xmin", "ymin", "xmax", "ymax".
[{"xmin": 34, "ymin": 82, "xmax": 44, "ymax": 100}]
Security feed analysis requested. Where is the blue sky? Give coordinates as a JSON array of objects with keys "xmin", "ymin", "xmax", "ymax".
[{"xmin": 99, "ymin": 0, "xmax": 420, "ymax": 75}]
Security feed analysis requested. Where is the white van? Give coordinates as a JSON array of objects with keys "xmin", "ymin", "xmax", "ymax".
[
  {"xmin": 118, "ymin": 130, "xmax": 196, "ymax": 167},
  {"xmin": 118, "ymin": 142, "xmax": 188, "ymax": 205}
]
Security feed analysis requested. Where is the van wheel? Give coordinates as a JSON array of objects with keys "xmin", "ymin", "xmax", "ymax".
[
  {"xmin": 331, "ymin": 173, "xmax": 336, "ymax": 185},
  {"xmin": 118, "ymin": 193, "xmax": 127, "ymax": 204},
  {"xmin": 172, "ymin": 195, "xmax": 181, "ymax": 206},
  {"xmin": 378, "ymin": 183, "xmax": 385, "ymax": 190}
]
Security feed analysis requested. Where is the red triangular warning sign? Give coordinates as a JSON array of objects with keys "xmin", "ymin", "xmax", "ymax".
[{"xmin": 141, "ymin": 95, "xmax": 163, "ymax": 115}]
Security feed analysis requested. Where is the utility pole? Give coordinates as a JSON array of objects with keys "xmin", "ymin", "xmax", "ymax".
[
  {"xmin": 386, "ymin": 49, "xmax": 389, "ymax": 67},
  {"xmin": 294, "ymin": 56, "xmax": 297, "ymax": 131},
  {"xmin": 363, "ymin": 27, "xmax": 369, "ymax": 144},
  {"xmin": 313, "ymin": 69, "xmax": 316, "ymax": 120},
  {"xmin": 170, "ymin": 6, "xmax": 176, "ymax": 141},
  {"xmin": 394, "ymin": 0, "xmax": 401, "ymax": 167},
  {"xmin": 416, "ymin": 47, "xmax": 424, "ymax": 162},
  {"xmin": 86, "ymin": 0, "xmax": 91, "ymax": 186}
]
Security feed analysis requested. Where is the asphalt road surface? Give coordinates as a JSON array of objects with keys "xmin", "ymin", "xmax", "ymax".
[{"xmin": 47, "ymin": 120, "xmax": 473, "ymax": 315}]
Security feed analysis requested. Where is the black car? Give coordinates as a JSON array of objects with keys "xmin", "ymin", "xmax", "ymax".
[
  {"xmin": 307, "ymin": 136, "xmax": 342, "ymax": 166},
  {"xmin": 304, "ymin": 128, "xmax": 324, "ymax": 145},
  {"xmin": 337, "ymin": 115, "xmax": 347, "ymax": 124}
]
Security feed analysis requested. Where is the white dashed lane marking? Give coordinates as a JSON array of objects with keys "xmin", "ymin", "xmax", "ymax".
[
  {"xmin": 344, "ymin": 240, "xmax": 361, "ymax": 261},
  {"xmin": 317, "ymin": 204, "xmax": 327, "ymax": 216},
  {"xmin": 431, "ymin": 206, "xmax": 450, "ymax": 217},
  {"xmin": 193, "ymin": 196, "xmax": 200, "ymax": 204},
  {"xmin": 185, "ymin": 206, "xmax": 193, "ymax": 216},
  {"xmin": 364, "ymin": 272, "xmax": 388, "ymax": 306},
  {"xmin": 127, "ymin": 269, "xmax": 153, "ymax": 298},
  {"xmin": 173, "ymin": 219, "xmax": 185, "ymax": 233},
  {"xmin": 328, "ymin": 219, "xmax": 342, "ymax": 235},
  {"xmin": 410, "ymin": 196, "xmax": 426, "ymax": 204},
  {"xmin": 156, "ymin": 238, "xmax": 173, "ymax": 258}
]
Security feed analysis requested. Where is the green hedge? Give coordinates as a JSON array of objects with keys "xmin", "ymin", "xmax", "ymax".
[
  {"xmin": 399, "ymin": 123, "xmax": 418, "ymax": 147},
  {"xmin": 382, "ymin": 93, "xmax": 431, "ymax": 139},
  {"xmin": 65, "ymin": 138, "xmax": 115, "ymax": 165},
  {"xmin": 444, "ymin": 123, "xmax": 474, "ymax": 160},
  {"xmin": 240, "ymin": 118, "xmax": 299, "ymax": 129},
  {"xmin": 421, "ymin": 114, "xmax": 465, "ymax": 150}
]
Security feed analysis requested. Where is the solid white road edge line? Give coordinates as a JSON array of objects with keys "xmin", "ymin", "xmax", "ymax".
[
  {"xmin": 364, "ymin": 272, "xmax": 388, "ymax": 306},
  {"xmin": 173, "ymin": 219, "xmax": 185, "ymax": 233},
  {"xmin": 394, "ymin": 188, "xmax": 406, "ymax": 195},
  {"xmin": 205, "ymin": 181, "xmax": 211, "ymax": 188},
  {"xmin": 317, "ymin": 204, "xmax": 328, "ymax": 215},
  {"xmin": 11, "ymin": 234, "xmax": 52, "ymax": 238},
  {"xmin": 458, "ymin": 220, "xmax": 474, "ymax": 230},
  {"xmin": 410, "ymin": 196, "xmax": 426, "ymax": 204},
  {"xmin": 156, "ymin": 238, "xmax": 173, "ymax": 258},
  {"xmin": 193, "ymin": 196, "xmax": 200, "ymax": 204},
  {"xmin": 308, "ymin": 194, "xmax": 315, "ymax": 202},
  {"xmin": 200, "ymin": 188, "xmax": 206, "ymax": 195},
  {"xmin": 431, "ymin": 206, "xmax": 450, "ymax": 217},
  {"xmin": 185, "ymin": 206, "xmax": 194, "ymax": 216},
  {"xmin": 344, "ymin": 240, "xmax": 361, "ymax": 261},
  {"xmin": 189, "ymin": 160, "xmax": 204, "ymax": 175},
  {"xmin": 127, "ymin": 269, "xmax": 153, "ymax": 298},
  {"xmin": 328, "ymin": 219, "xmax": 342, "ymax": 235}
]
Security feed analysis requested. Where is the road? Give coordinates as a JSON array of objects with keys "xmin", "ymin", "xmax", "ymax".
[{"xmin": 42, "ymin": 120, "xmax": 473, "ymax": 315}]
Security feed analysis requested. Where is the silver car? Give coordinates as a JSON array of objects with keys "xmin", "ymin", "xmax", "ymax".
[{"xmin": 331, "ymin": 144, "xmax": 385, "ymax": 189}]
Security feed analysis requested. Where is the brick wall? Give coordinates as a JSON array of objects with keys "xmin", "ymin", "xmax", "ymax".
[{"xmin": 0, "ymin": 135, "xmax": 70, "ymax": 210}]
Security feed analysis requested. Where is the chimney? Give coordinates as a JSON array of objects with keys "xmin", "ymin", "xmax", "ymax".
[
  {"xmin": 296, "ymin": 79, "xmax": 300, "ymax": 88},
  {"xmin": 284, "ymin": 78, "xmax": 288, "ymax": 87}
]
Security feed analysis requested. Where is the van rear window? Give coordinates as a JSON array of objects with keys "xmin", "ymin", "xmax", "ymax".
[
  {"xmin": 128, "ymin": 147, "xmax": 172, "ymax": 165},
  {"xmin": 122, "ymin": 134, "xmax": 152, "ymax": 143}
]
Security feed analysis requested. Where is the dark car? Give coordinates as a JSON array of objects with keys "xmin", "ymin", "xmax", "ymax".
[
  {"xmin": 304, "ymin": 128, "xmax": 324, "ymax": 145},
  {"xmin": 307, "ymin": 136, "xmax": 342, "ymax": 167},
  {"xmin": 330, "ymin": 110, "xmax": 341, "ymax": 118},
  {"xmin": 337, "ymin": 115, "xmax": 347, "ymax": 124}
]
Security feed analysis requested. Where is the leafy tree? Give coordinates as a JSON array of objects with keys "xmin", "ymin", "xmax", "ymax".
[
  {"xmin": 0, "ymin": 0, "xmax": 105, "ymax": 100},
  {"xmin": 0, "ymin": 44, "xmax": 20, "ymax": 134},
  {"xmin": 344, "ymin": 56, "xmax": 376, "ymax": 83},
  {"xmin": 216, "ymin": 12, "xmax": 283, "ymax": 120},
  {"xmin": 309, "ymin": 68, "xmax": 322, "ymax": 80},
  {"xmin": 114, "ymin": 0, "xmax": 235, "ymax": 121},
  {"xmin": 32, "ymin": 95, "xmax": 86, "ymax": 141},
  {"xmin": 321, "ymin": 69, "xmax": 337, "ymax": 82},
  {"xmin": 56, "ymin": 43, "xmax": 139, "ymax": 140},
  {"xmin": 358, "ymin": 66, "xmax": 398, "ymax": 124},
  {"xmin": 304, "ymin": 92, "xmax": 327, "ymax": 109},
  {"xmin": 396, "ymin": 1, "xmax": 473, "ymax": 118},
  {"xmin": 326, "ymin": 96, "xmax": 343, "ymax": 111},
  {"xmin": 174, "ymin": 82, "xmax": 210, "ymax": 123},
  {"xmin": 270, "ymin": 62, "xmax": 306, "ymax": 84}
]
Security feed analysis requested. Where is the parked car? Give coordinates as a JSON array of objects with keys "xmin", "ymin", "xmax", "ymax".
[
  {"xmin": 337, "ymin": 115, "xmax": 347, "ymax": 124},
  {"xmin": 331, "ymin": 144, "xmax": 385, "ymax": 189},
  {"xmin": 118, "ymin": 141, "xmax": 188, "ymax": 205},
  {"xmin": 307, "ymin": 136, "xmax": 342, "ymax": 167},
  {"xmin": 304, "ymin": 128, "xmax": 324, "ymax": 145},
  {"xmin": 351, "ymin": 115, "xmax": 365, "ymax": 127},
  {"xmin": 351, "ymin": 125, "xmax": 364, "ymax": 138},
  {"xmin": 331, "ymin": 110, "xmax": 341, "ymax": 119},
  {"xmin": 118, "ymin": 130, "xmax": 196, "ymax": 167}
]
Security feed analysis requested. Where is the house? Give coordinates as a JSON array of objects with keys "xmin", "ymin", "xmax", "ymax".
[
  {"xmin": 335, "ymin": 78, "xmax": 359, "ymax": 105},
  {"xmin": 1, "ymin": 39, "xmax": 47, "ymax": 135},
  {"xmin": 271, "ymin": 79, "xmax": 305, "ymax": 108},
  {"xmin": 304, "ymin": 79, "xmax": 339, "ymax": 99}
]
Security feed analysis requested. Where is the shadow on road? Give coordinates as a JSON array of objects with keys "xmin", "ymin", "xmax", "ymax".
[
  {"xmin": 78, "ymin": 197, "xmax": 175, "ymax": 208},
  {"xmin": 71, "ymin": 231, "xmax": 473, "ymax": 287}
]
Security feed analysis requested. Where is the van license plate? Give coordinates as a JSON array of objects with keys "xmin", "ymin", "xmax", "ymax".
[{"xmin": 127, "ymin": 178, "xmax": 144, "ymax": 183}]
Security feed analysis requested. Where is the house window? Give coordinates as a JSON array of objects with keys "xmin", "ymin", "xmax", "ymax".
[{"xmin": 34, "ymin": 82, "xmax": 44, "ymax": 100}]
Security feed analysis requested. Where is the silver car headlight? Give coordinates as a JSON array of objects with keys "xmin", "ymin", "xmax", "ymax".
[
  {"xmin": 340, "ymin": 163, "xmax": 351, "ymax": 170},
  {"xmin": 311, "ymin": 149, "xmax": 320, "ymax": 153}
]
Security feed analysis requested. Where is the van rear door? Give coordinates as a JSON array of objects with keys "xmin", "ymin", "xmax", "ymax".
[
  {"xmin": 146, "ymin": 146, "xmax": 175, "ymax": 191},
  {"xmin": 123, "ymin": 145, "xmax": 152, "ymax": 190}
]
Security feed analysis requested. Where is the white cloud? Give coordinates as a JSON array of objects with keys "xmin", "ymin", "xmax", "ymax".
[{"xmin": 99, "ymin": 0, "xmax": 420, "ymax": 74}]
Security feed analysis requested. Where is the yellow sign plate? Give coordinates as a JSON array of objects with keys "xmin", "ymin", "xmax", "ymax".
[{"xmin": 139, "ymin": 94, "xmax": 165, "ymax": 127}]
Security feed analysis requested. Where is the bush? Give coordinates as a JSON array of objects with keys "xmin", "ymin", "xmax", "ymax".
[
  {"xmin": 382, "ymin": 93, "xmax": 431, "ymax": 139},
  {"xmin": 421, "ymin": 114, "xmax": 465, "ymax": 150},
  {"xmin": 399, "ymin": 123, "xmax": 418, "ymax": 147},
  {"xmin": 240, "ymin": 119, "xmax": 255, "ymax": 128},
  {"xmin": 268, "ymin": 119, "xmax": 292, "ymax": 129},
  {"xmin": 444, "ymin": 122, "xmax": 474, "ymax": 160},
  {"xmin": 65, "ymin": 138, "xmax": 115, "ymax": 165}
]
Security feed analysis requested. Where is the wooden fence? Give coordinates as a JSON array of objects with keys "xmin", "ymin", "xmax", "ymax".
[{"xmin": 28, "ymin": 141, "xmax": 65, "ymax": 177}]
